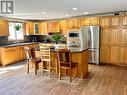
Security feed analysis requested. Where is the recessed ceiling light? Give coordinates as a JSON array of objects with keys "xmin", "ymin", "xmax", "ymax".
[
  {"xmin": 58, "ymin": 17, "xmax": 62, "ymax": 18},
  {"xmin": 65, "ymin": 14, "xmax": 69, "ymax": 17},
  {"xmin": 83, "ymin": 12, "xmax": 88, "ymax": 14},
  {"xmin": 41, "ymin": 12, "xmax": 46, "ymax": 14},
  {"xmin": 72, "ymin": 7, "xmax": 77, "ymax": 10}
]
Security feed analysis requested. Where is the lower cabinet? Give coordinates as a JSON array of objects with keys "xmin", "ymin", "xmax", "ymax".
[
  {"xmin": 0, "ymin": 47, "xmax": 18, "ymax": 66},
  {"xmin": 110, "ymin": 46, "xmax": 120, "ymax": 64},
  {"xmin": 100, "ymin": 45, "xmax": 120, "ymax": 64},
  {"xmin": 100, "ymin": 45, "xmax": 110, "ymax": 63},
  {"xmin": 0, "ymin": 44, "xmax": 39, "ymax": 66},
  {"xmin": 120, "ymin": 46, "xmax": 127, "ymax": 64}
]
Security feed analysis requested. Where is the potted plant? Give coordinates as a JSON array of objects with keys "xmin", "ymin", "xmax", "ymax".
[
  {"xmin": 14, "ymin": 24, "xmax": 22, "ymax": 31},
  {"xmin": 14, "ymin": 24, "xmax": 22, "ymax": 43},
  {"xmin": 52, "ymin": 34, "xmax": 62, "ymax": 49}
]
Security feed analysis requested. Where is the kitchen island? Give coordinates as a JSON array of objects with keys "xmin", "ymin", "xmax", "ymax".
[{"xmin": 36, "ymin": 47, "xmax": 89, "ymax": 79}]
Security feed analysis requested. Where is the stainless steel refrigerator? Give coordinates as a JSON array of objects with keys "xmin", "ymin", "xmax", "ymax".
[{"xmin": 80, "ymin": 26, "xmax": 100, "ymax": 64}]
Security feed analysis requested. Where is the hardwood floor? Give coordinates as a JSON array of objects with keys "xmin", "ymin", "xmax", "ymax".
[{"xmin": 0, "ymin": 61, "xmax": 127, "ymax": 95}]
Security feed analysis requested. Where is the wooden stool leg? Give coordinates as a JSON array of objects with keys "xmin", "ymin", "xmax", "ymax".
[
  {"xmin": 59, "ymin": 68, "xmax": 61, "ymax": 80},
  {"xmin": 27, "ymin": 62, "xmax": 29, "ymax": 74},
  {"xmin": 70, "ymin": 69, "xmax": 72, "ymax": 83},
  {"xmin": 49, "ymin": 61, "xmax": 51, "ymax": 78},
  {"xmin": 42, "ymin": 61, "xmax": 44, "ymax": 74},
  {"xmin": 35, "ymin": 63, "xmax": 38, "ymax": 75}
]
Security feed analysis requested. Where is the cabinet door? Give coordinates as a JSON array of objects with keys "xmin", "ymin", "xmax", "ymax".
[
  {"xmin": 90, "ymin": 17, "xmax": 100, "ymax": 25},
  {"xmin": 0, "ymin": 20, "xmax": 9, "ymax": 36},
  {"xmin": 110, "ymin": 46, "xmax": 120, "ymax": 64},
  {"xmin": 109, "ymin": 28, "xmax": 119, "ymax": 46},
  {"xmin": 101, "ymin": 28, "xmax": 110, "ymax": 45},
  {"xmin": 73, "ymin": 19, "xmax": 81, "ymax": 28},
  {"xmin": 66, "ymin": 19, "xmax": 74, "ymax": 29},
  {"xmin": 60, "ymin": 20, "xmax": 67, "ymax": 30},
  {"xmin": 120, "ymin": 28, "xmax": 127, "ymax": 45},
  {"xmin": 122, "ymin": 15, "xmax": 127, "ymax": 26},
  {"xmin": 100, "ymin": 45, "xmax": 110, "ymax": 63},
  {"xmin": 48, "ymin": 21, "xmax": 60, "ymax": 32},
  {"xmin": 111, "ymin": 16, "xmax": 120, "ymax": 27},
  {"xmin": 25, "ymin": 22, "xmax": 34, "ymax": 35},
  {"xmin": 4, "ymin": 47, "xmax": 18, "ymax": 65},
  {"xmin": 100, "ymin": 16, "xmax": 110, "ymax": 27},
  {"xmin": 40, "ymin": 22, "xmax": 48, "ymax": 35},
  {"xmin": 120, "ymin": 46, "xmax": 127, "ymax": 64},
  {"xmin": 81, "ymin": 18, "xmax": 91, "ymax": 26},
  {"xmin": 18, "ymin": 46, "xmax": 26, "ymax": 61}
]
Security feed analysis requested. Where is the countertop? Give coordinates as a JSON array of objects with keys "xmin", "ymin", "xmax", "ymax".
[
  {"xmin": 0, "ymin": 42, "xmax": 66, "ymax": 47},
  {"xmin": 36, "ymin": 46, "xmax": 88, "ymax": 53},
  {"xmin": 0, "ymin": 42, "xmax": 38, "ymax": 47}
]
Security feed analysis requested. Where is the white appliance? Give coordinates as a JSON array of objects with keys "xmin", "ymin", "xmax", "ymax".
[{"xmin": 80, "ymin": 26, "xmax": 100, "ymax": 64}]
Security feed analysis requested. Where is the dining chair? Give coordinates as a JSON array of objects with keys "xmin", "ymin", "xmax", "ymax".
[
  {"xmin": 24, "ymin": 47, "xmax": 41, "ymax": 75},
  {"xmin": 40, "ymin": 46, "xmax": 57, "ymax": 77},
  {"xmin": 57, "ymin": 49, "xmax": 78, "ymax": 82}
]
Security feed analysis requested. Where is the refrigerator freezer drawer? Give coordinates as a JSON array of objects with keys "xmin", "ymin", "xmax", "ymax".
[{"xmin": 89, "ymin": 49, "xmax": 99, "ymax": 64}]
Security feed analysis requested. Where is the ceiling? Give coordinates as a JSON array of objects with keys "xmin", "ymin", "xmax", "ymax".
[{"xmin": 1, "ymin": 0, "xmax": 127, "ymax": 20}]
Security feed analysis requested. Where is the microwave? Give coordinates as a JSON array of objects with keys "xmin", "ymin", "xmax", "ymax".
[{"xmin": 68, "ymin": 31, "xmax": 79, "ymax": 38}]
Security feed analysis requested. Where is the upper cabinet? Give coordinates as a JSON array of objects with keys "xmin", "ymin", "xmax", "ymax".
[
  {"xmin": 60, "ymin": 20, "xmax": 67, "ymax": 35},
  {"xmin": 122, "ymin": 15, "xmax": 127, "ymax": 26},
  {"xmin": 47, "ymin": 21, "xmax": 60, "ymax": 32},
  {"xmin": 0, "ymin": 20, "xmax": 9, "ymax": 36},
  {"xmin": 66, "ymin": 18, "xmax": 81, "ymax": 29},
  {"xmin": 66, "ymin": 19, "xmax": 74, "ymax": 29},
  {"xmin": 81, "ymin": 17, "xmax": 99, "ymax": 26},
  {"xmin": 110, "ymin": 16, "xmax": 120, "ymax": 27},
  {"xmin": 25, "ymin": 22, "xmax": 34, "ymax": 35},
  {"xmin": 100, "ymin": 16, "xmax": 110, "ymax": 27},
  {"xmin": 100, "ymin": 16, "xmax": 120, "ymax": 28},
  {"xmin": 73, "ymin": 19, "xmax": 81, "ymax": 28},
  {"xmin": 40, "ymin": 22, "xmax": 48, "ymax": 35}
]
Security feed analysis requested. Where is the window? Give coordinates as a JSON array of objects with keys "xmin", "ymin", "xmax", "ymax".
[{"xmin": 9, "ymin": 22, "xmax": 24, "ymax": 40}]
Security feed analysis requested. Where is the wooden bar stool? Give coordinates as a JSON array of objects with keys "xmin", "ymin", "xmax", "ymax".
[
  {"xmin": 24, "ymin": 47, "xmax": 41, "ymax": 75},
  {"xmin": 57, "ymin": 49, "xmax": 78, "ymax": 82},
  {"xmin": 40, "ymin": 46, "xmax": 57, "ymax": 77}
]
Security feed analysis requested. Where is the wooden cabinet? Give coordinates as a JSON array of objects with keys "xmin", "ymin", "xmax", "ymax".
[
  {"xmin": 122, "ymin": 15, "xmax": 127, "ymax": 26},
  {"xmin": 60, "ymin": 20, "xmax": 67, "ymax": 35},
  {"xmin": 81, "ymin": 17, "xmax": 99, "ymax": 26},
  {"xmin": 101, "ymin": 28, "xmax": 110, "ymax": 45},
  {"xmin": 110, "ymin": 46, "xmax": 120, "ymax": 64},
  {"xmin": 47, "ymin": 21, "xmax": 60, "ymax": 32},
  {"xmin": 100, "ymin": 46, "xmax": 110, "ymax": 63},
  {"xmin": 120, "ymin": 46, "xmax": 127, "ymax": 64},
  {"xmin": 18, "ymin": 46, "xmax": 26, "ymax": 61},
  {"xmin": 73, "ymin": 19, "xmax": 81, "ymax": 28},
  {"xmin": 100, "ymin": 16, "xmax": 120, "ymax": 28},
  {"xmin": 81, "ymin": 18, "xmax": 91, "ymax": 26},
  {"xmin": 25, "ymin": 22, "xmax": 34, "ymax": 35},
  {"xmin": 0, "ymin": 47, "xmax": 18, "ymax": 66},
  {"xmin": 40, "ymin": 22, "xmax": 48, "ymax": 35},
  {"xmin": 111, "ymin": 16, "xmax": 120, "ymax": 27},
  {"xmin": 0, "ymin": 43, "xmax": 39, "ymax": 66},
  {"xmin": 66, "ymin": 19, "xmax": 81, "ymax": 29},
  {"xmin": 109, "ymin": 28, "xmax": 120, "ymax": 45},
  {"xmin": 100, "ymin": 16, "xmax": 110, "ymax": 27},
  {"xmin": 120, "ymin": 28, "xmax": 127, "ymax": 45},
  {"xmin": 66, "ymin": 19, "xmax": 74, "ymax": 29},
  {"xmin": 0, "ymin": 20, "xmax": 9, "ymax": 36}
]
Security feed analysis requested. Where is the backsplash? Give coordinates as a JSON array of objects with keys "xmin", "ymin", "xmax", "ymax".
[
  {"xmin": 0, "ymin": 34, "xmax": 66, "ymax": 45},
  {"xmin": 0, "ymin": 36, "xmax": 8, "ymax": 44}
]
